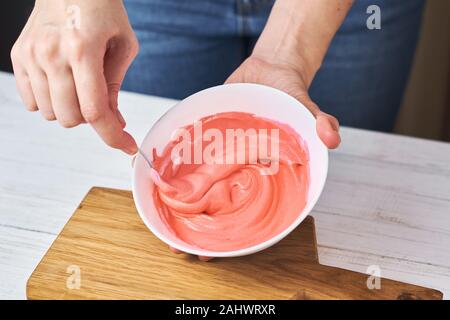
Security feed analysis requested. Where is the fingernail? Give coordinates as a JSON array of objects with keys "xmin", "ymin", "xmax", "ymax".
[
  {"xmin": 169, "ymin": 246, "xmax": 182, "ymax": 254},
  {"xmin": 124, "ymin": 145, "xmax": 138, "ymax": 155},
  {"xmin": 198, "ymin": 256, "xmax": 213, "ymax": 262}
]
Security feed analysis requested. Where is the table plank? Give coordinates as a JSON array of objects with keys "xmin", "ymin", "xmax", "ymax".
[{"xmin": 0, "ymin": 71, "xmax": 449, "ymax": 299}]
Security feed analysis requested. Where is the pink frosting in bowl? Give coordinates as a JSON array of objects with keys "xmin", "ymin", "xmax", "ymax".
[
  {"xmin": 151, "ymin": 112, "xmax": 309, "ymax": 252},
  {"xmin": 132, "ymin": 84, "xmax": 328, "ymax": 258}
]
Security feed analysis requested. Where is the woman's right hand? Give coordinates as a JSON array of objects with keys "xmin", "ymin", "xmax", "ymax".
[{"xmin": 11, "ymin": 0, "xmax": 139, "ymax": 154}]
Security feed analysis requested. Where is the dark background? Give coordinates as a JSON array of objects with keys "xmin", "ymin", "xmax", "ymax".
[{"xmin": 0, "ymin": 1, "xmax": 34, "ymax": 72}]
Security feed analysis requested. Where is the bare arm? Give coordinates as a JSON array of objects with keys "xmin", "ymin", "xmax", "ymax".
[
  {"xmin": 255, "ymin": 0, "xmax": 354, "ymax": 85},
  {"xmin": 228, "ymin": 0, "xmax": 354, "ymax": 149}
]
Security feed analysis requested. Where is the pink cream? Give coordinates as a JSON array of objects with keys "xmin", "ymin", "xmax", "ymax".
[{"xmin": 151, "ymin": 112, "xmax": 309, "ymax": 251}]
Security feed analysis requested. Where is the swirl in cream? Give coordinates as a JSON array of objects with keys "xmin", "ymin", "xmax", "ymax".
[{"xmin": 151, "ymin": 112, "xmax": 309, "ymax": 251}]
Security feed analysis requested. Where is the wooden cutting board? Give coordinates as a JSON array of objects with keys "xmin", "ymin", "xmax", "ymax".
[{"xmin": 27, "ymin": 187, "xmax": 442, "ymax": 300}]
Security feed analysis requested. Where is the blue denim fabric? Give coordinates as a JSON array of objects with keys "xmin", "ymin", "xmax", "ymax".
[{"xmin": 122, "ymin": 0, "xmax": 425, "ymax": 132}]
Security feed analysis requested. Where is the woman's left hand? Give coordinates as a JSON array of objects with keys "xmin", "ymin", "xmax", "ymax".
[
  {"xmin": 169, "ymin": 55, "xmax": 341, "ymax": 262},
  {"xmin": 226, "ymin": 55, "xmax": 341, "ymax": 149}
]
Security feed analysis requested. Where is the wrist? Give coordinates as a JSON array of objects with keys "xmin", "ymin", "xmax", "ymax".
[
  {"xmin": 252, "ymin": 0, "xmax": 354, "ymax": 87},
  {"xmin": 251, "ymin": 2, "xmax": 324, "ymax": 87},
  {"xmin": 251, "ymin": 40, "xmax": 320, "ymax": 88}
]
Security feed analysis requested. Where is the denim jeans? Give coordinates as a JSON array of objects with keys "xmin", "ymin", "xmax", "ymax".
[{"xmin": 123, "ymin": 0, "xmax": 425, "ymax": 132}]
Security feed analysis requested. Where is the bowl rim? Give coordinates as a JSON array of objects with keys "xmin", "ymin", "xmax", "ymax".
[{"xmin": 131, "ymin": 83, "xmax": 328, "ymax": 257}]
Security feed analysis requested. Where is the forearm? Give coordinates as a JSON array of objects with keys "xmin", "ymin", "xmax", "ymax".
[{"xmin": 253, "ymin": 0, "xmax": 354, "ymax": 86}]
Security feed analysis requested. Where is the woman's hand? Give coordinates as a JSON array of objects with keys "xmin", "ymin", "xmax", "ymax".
[
  {"xmin": 226, "ymin": 55, "xmax": 341, "ymax": 149},
  {"xmin": 11, "ymin": 0, "xmax": 139, "ymax": 154},
  {"xmin": 170, "ymin": 56, "xmax": 340, "ymax": 262},
  {"xmin": 225, "ymin": 0, "xmax": 355, "ymax": 150},
  {"xmin": 169, "ymin": 246, "xmax": 213, "ymax": 262},
  {"xmin": 168, "ymin": 0, "xmax": 352, "ymax": 261}
]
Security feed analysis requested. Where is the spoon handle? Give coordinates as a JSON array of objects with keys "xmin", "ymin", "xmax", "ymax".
[{"xmin": 138, "ymin": 148, "xmax": 153, "ymax": 169}]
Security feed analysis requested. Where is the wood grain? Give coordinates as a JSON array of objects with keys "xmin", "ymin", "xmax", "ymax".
[{"xmin": 26, "ymin": 188, "xmax": 443, "ymax": 300}]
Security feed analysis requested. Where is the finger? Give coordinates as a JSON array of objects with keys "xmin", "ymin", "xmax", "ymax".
[
  {"xmin": 47, "ymin": 66, "xmax": 84, "ymax": 128},
  {"xmin": 104, "ymin": 35, "xmax": 139, "ymax": 128},
  {"xmin": 27, "ymin": 66, "xmax": 55, "ymax": 120},
  {"xmin": 13, "ymin": 72, "xmax": 38, "ymax": 112},
  {"xmin": 324, "ymin": 112, "xmax": 339, "ymax": 131},
  {"xmin": 71, "ymin": 48, "xmax": 137, "ymax": 154},
  {"xmin": 107, "ymin": 82, "xmax": 126, "ymax": 128},
  {"xmin": 294, "ymin": 94, "xmax": 341, "ymax": 149},
  {"xmin": 169, "ymin": 246, "xmax": 214, "ymax": 261},
  {"xmin": 198, "ymin": 256, "xmax": 214, "ymax": 262},
  {"xmin": 224, "ymin": 70, "xmax": 240, "ymax": 84},
  {"xmin": 10, "ymin": 53, "xmax": 37, "ymax": 111},
  {"xmin": 108, "ymin": 86, "xmax": 126, "ymax": 129},
  {"xmin": 169, "ymin": 246, "xmax": 182, "ymax": 254},
  {"xmin": 316, "ymin": 113, "xmax": 341, "ymax": 149},
  {"xmin": 292, "ymin": 92, "xmax": 321, "ymax": 117},
  {"xmin": 117, "ymin": 109, "xmax": 126, "ymax": 129}
]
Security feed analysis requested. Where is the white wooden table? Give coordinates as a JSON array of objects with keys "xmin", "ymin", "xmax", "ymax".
[{"xmin": 0, "ymin": 71, "xmax": 449, "ymax": 300}]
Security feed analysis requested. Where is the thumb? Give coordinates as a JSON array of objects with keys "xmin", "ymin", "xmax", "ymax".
[
  {"xmin": 108, "ymin": 84, "xmax": 126, "ymax": 129},
  {"xmin": 104, "ymin": 35, "xmax": 139, "ymax": 129},
  {"xmin": 292, "ymin": 92, "xmax": 341, "ymax": 149},
  {"xmin": 316, "ymin": 112, "xmax": 341, "ymax": 149},
  {"xmin": 224, "ymin": 68, "xmax": 242, "ymax": 84}
]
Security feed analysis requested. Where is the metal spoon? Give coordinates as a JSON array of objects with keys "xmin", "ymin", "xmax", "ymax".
[
  {"xmin": 138, "ymin": 147, "xmax": 154, "ymax": 169},
  {"xmin": 137, "ymin": 148, "xmax": 177, "ymax": 193}
]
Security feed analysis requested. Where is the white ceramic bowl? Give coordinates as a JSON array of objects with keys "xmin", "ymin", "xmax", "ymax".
[{"xmin": 132, "ymin": 83, "xmax": 328, "ymax": 258}]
